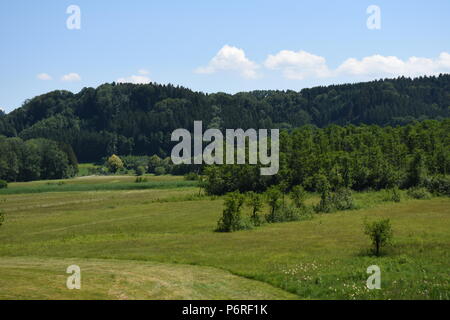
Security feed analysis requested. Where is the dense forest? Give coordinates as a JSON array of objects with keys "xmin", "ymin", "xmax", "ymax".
[
  {"xmin": 202, "ymin": 120, "xmax": 450, "ymax": 195},
  {"xmin": 0, "ymin": 74, "xmax": 449, "ymax": 163}
]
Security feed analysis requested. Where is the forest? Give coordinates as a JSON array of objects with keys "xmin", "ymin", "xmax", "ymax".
[
  {"xmin": 0, "ymin": 74, "xmax": 449, "ymax": 163},
  {"xmin": 0, "ymin": 75, "xmax": 449, "ymax": 185}
]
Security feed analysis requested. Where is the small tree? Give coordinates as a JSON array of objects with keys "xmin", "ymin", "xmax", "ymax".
[
  {"xmin": 216, "ymin": 192, "xmax": 246, "ymax": 232},
  {"xmin": 135, "ymin": 166, "xmax": 145, "ymax": 176},
  {"xmin": 364, "ymin": 219, "xmax": 393, "ymax": 256},
  {"xmin": 0, "ymin": 200, "xmax": 5, "ymax": 228},
  {"xmin": 314, "ymin": 174, "xmax": 334, "ymax": 213},
  {"xmin": 0, "ymin": 180, "xmax": 7, "ymax": 189},
  {"xmin": 154, "ymin": 166, "xmax": 166, "ymax": 176},
  {"xmin": 265, "ymin": 186, "xmax": 282, "ymax": 222},
  {"xmin": 107, "ymin": 154, "xmax": 124, "ymax": 173},
  {"xmin": 290, "ymin": 185, "xmax": 307, "ymax": 208},
  {"xmin": 247, "ymin": 192, "xmax": 263, "ymax": 226}
]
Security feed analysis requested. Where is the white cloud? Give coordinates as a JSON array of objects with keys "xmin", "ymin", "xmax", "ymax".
[
  {"xmin": 61, "ymin": 73, "xmax": 81, "ymax": 82},
  {"xmin": 37, "ymin": 73, "xmax": 52, "ymax": 80},
  {"xmin": 116, "ymin": 74, "xmax": 151, "ymax": 84},
  {"xmin": 264, "ymin": 50, "xmax": 450, "ymax": 80},
  {"xmin": 336, "ymin": 52, "xmax": 450, "ymax": 78},
  {"xmin": 195, "ymin": 45, "xmax": 260, "ymax": 79},
  {"xmin": 138, "ymin": 69, "xmax": 150, "ymax": 75},
  {"xmin": 264, "ymin": 50, "xmax": 332, "ymax": 80}
]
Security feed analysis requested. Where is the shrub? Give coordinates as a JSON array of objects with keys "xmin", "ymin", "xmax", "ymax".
[
  {"xmin": 106, "ymin": 154, "xmax": 124, "ymax": 173},
  {"xmin": 314, "ymin": 176, "xmax": 334, "ymax": 213},
  {"xmin": 290, "ymin": 185, "xmax": 307, "ymax": 208},
  {"xmin": 247, "ymin": 192, "xmax": 263, "ymax": 226},
  {"xmin": 332, "ymin": 188, "xmax": 355, "ymax": 210},
  {"xmin": 0, "ymin": 180, "xmax": 8, "ymax": 189},
  {"xmin": 0, "ymin": 210, "xmax": 4, "ymax": 227},
  {"xmin": 184, "ymin": 172, "xmax": 199, "ymax": 181},
  {"xmin": 265, "ymin": 186, "xmax": 282, "ymax": 223},
  {"xmin": 154, "ymin": 166, "xmax": 166, "ymax": 176},
  {"xmin": 383, "ymin": 186, "xmax": 401, "ymax": 202},
  {"xmin": 423, "ymin": 175, "xmax": 450, "ymax": 196},
  {"xmin": 216, "ymin": 192, "xmax": 249, "ymax": 232},
  {"xmin": 135, "ymin": 166, "xmax": 146, "ymax": 176},
  {"xmin": 407, "ymin": 187, "xmax": 431, "ymax": 200},
  {"xmin": 135, "ymin": 176, "xmax": 148, "ymax": 183},
  {"xmin": 364, "ymin": 219, "xmax": 393, "ymax": 256}
]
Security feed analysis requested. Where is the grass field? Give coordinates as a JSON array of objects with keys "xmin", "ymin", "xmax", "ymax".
[{"xmin": 0, "ymin": 175, "xmax": 449, "ymax": 300}]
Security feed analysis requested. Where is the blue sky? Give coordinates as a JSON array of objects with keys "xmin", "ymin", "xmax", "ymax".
[{"xmin": 1, "ymin": 0, "xmax": 449, "ymax": 112}]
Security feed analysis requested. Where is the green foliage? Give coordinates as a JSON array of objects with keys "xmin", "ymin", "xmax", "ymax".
[
  {"xmin": 290, "ymin": 185, "xmax": 307, "ymax": 208},
  {"xmin": 216, "ymin": 191, "xmax": 249, "ymax": 232},
  {"xmin": 184, "ymin": 172, "xmax": 199, "ymax": 181},
  {"xmin": 246, "ymin": 192, "xmax": 263, "ymax": 226},
  {"xmin": 407, "ymin": 187, "xmax": 432, "ymax": 200},
  {"xmin": 265, "ymin": 186, "xmax": 282, "ymax": 222},
  {"xmin": 135, "ymin": 166, "xmax": 145, "ymax": 176},
  {"xmin": 203, "ymin": 120, "xmax": 450, "ymax": 196},
  {"xmin": 0, "ymin": 180, "xmax": 7, "ymax": 189},
  {"xmin": 3, "ymin": 75, "xmax": 450, "ymax": 163},
  {"xmin": 383, "ymin": 187, "xmax": 401, "ymax": 202},
  {"xmin": 154, "ymin": 166, "xmax": 166, "ymax": 176},
  {"xmin": 106, "ymin": 154, "xmax": 124, "ymax": 173},
  {"xmin": 423, "ymin": 175, "xmax": 450, "ymax": 196},
  {"xmin": 364, "ymin": 219, "xmax": 393, "ymax": 256},
  {"xmin": 0, "ymin": 137, "xmax": 75, "ymax": 182},
  {"xmin": 135, "ymin": 176, "xmax": 148, "ymax": 183},
  {"xmin": 314, "ymin": 175, "xmax": 334, "ymax": 213},
  {"xmin": 332, "ymin": 188, "xmax": 355, "ymax": 210}
]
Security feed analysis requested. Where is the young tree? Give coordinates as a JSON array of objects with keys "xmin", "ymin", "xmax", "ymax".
[
  {"xmin": 107, "ymin": 154, "xmax": 124, "ymax": 173},
  {"xmin": 364, "ymin": 219, "xmax": 393, "ymax": 256},
  {"xmin": 135, "ymin": 166, "xmax": 145, "ymax": 176},
  {"xmin": 247, "ymin": 192, "xmax": 263, "ymax": 226},
  {"xmin": 314, "ymin": 174, "xmax": 334, "ymax": 213},
  {"xmin": 265, "ymin": 186, "xmax": 282, "ymax": 222},
  {"xmin": 216, "ymin": 192, "xmax": 246, "ymax": 232},
  {"xmin": 290, "ymin": 185, "xmax": 307, "ymax": 208}
]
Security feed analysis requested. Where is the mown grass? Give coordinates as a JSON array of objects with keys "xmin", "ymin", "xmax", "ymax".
[
  {"xmin": 0, "ymin": 176, "xmax": 449, "ymax": 300},
  {"xmin": 0, "ymin": 256, "xmax": 296, "ymax": 300}
]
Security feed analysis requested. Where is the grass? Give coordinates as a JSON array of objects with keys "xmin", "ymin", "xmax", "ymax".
[
  {"xmin": 0, "ymin": 175, "xmax": 449, "ymax": 299},
  {"xmin": 0, "ymin": 256, "xmax": 296, "ymax": 300},
  {"xmin": 0, "ymin": 175, "xmax": 198, "ymax": 195}
]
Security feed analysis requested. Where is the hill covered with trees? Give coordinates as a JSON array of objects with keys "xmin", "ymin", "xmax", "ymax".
[{"xmin": 1, "ymin": 74, "xmax": 449, "ymax": 162}]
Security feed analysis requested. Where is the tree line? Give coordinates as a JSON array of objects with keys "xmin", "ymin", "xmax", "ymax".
[
  {"xmin": 1, "ymin": 74, "xmax": 449, "ymax": 162},
  {"xmin": 0, "ymin": 136, "xmax": 78, "ymax": 182},
  {"xmin": 202, "ymin": 119, "xmax": 450, "ymax": 195}
]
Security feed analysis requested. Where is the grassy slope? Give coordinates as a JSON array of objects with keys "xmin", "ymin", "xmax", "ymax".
[
  {"xmin": 0, "ymin": 176, "xmax": 449, "ymax": 299},
  {"xmin": 0, "ymin": 257, "xmax": 296, "ymax": 300}
]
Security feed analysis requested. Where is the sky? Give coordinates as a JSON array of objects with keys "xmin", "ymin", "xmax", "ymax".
[{"xmin": 0, "ymin": 0, "xmax": 449, "ymax": 112}]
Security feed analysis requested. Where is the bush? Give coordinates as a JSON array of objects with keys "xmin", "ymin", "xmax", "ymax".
[
  {"xmin": 216, "ymin": 192, "xmax": 249, "ymax": 232},
  {"xmin": 135, "ymin": 176, "xmax": 148, "ymax": 183},
  {"xmin": 314, "ymin": 175, "xmax": 334, "ymax": 213},
  {"xmin": 0, "ymin": 210, "xmax": 4, "ymax": 227},
  {"xmin": 184, "ymin": 172, "xmax": 199, "ymax": 181},
  {"xmin": 106, "ymin": 154, "xmax": 124, "ymax": 173},
  {"xmin": 382, "ymin": 186, "xmax": 401, "ymax": 202},
  {"xmin": 290, "ymin": 185, "xmax": 307, "ymax": 208},
  {"xmin": 364, "ymin": 219, "xmax": 393, "ymax": 256},
  {"xmin": 154, "ymin": 166, "xmax": 166, "ymax": 176},
  {"xmin": 265, "ymin": 186, "xmax": 282, "ymax": 223},
  {"xmin": 279, "ymin": 205, "xmax": 313, "ymax": 222},
  {"xmin": 0, "ymin": 180, "xmax": 8, "ymax": 189},
  {"xmin": 247, "ymin": 192, "xmax": 263, "ymax": 226},
  {"xmin": 332, "ymin": 188, "xmax": 355, "ymax": 210},
  {"xmin": 135, "ymin": 166, "xmax": 146, "ymax": 176},
  {"xmin": 407, "ymin": 187, "xmax": 431, "ymax": 200},
  {"xmin": 423, "ymin": 175, "xmax": 450, "ymax": 196}
]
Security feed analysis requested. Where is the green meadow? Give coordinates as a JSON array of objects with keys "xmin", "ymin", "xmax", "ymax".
[{"xmin": 0, "ymin": 175, "xmax": 449, "ymax": 300}]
